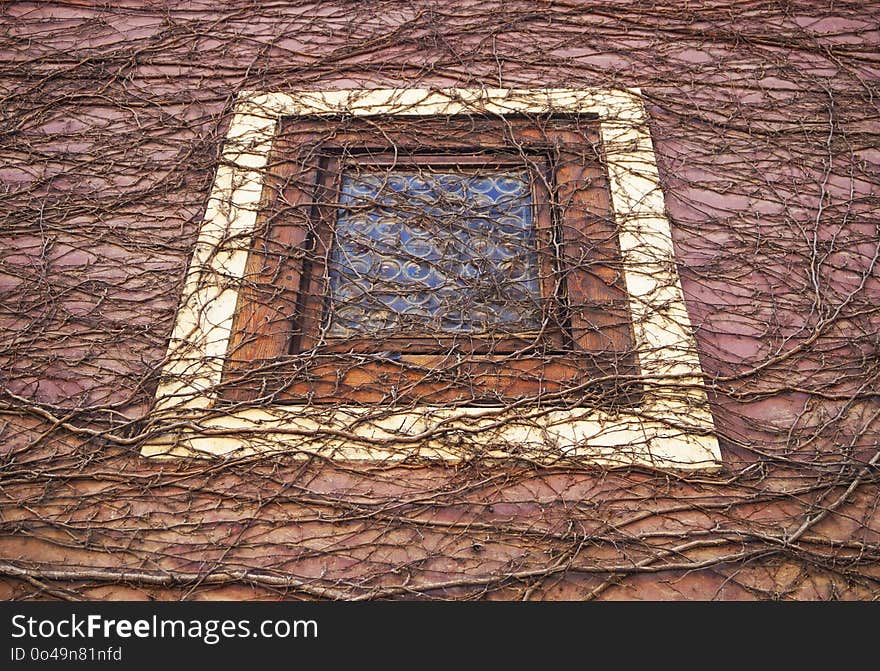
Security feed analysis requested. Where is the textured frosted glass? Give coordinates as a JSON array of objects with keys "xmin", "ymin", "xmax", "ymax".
[{"xmin": 327, "ymin": 169, "xmax": 541, "ymax": 336}]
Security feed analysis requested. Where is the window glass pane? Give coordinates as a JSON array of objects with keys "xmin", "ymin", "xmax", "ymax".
[{"xmin": 326, "ymin": 167, "xmax": 542, "ymax": 336}]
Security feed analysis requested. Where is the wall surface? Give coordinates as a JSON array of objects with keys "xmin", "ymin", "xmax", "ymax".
[{"xmin": 1, "ymin": 0, "xmax": 878, "ymax": 600}]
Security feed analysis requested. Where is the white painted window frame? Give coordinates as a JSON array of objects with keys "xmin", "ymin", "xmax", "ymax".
[{"xmin": 143, "ymin": 88, "xmax": 721, "ymax": 470}]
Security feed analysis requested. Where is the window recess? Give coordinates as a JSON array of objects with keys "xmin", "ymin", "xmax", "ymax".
[{"xmin": 221, "ymin": 116, "xmax": 638, "ymax": 405}]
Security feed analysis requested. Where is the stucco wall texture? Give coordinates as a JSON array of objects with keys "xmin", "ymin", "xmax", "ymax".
[{"xmin": 1, "ymin": 1, "xmax": 878, "ymax": 600}]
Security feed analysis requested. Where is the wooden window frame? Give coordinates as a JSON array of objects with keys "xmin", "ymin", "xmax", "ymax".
[
  {"xmin": 144, "ymin": 88, "xmax": 721, "ymax": 470},
  {"xmin": 221, "ymin": 116, "xmax": 637, "ymax": 405},
  {"xmin": 296, "ymin": 152, "xmax": 564, "ymax": 355}
]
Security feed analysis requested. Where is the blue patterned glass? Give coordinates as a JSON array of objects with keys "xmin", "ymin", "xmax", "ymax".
[{"xmin": 326, "ymin": 168, "xmax": 542, "ymax": 336}]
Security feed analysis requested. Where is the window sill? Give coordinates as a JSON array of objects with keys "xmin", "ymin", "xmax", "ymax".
[{"xmin": 142, "ymin": 402, "xmax": 720, "ymax": 470}]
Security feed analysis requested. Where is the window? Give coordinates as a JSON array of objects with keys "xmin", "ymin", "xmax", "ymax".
[
  {"xmin": 145, "ymin": 89, "xmax": 721, "ymax": 470},
  {"xmin": 221, "ymin": 116, "xmax": 637, "ymax": 405}
]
